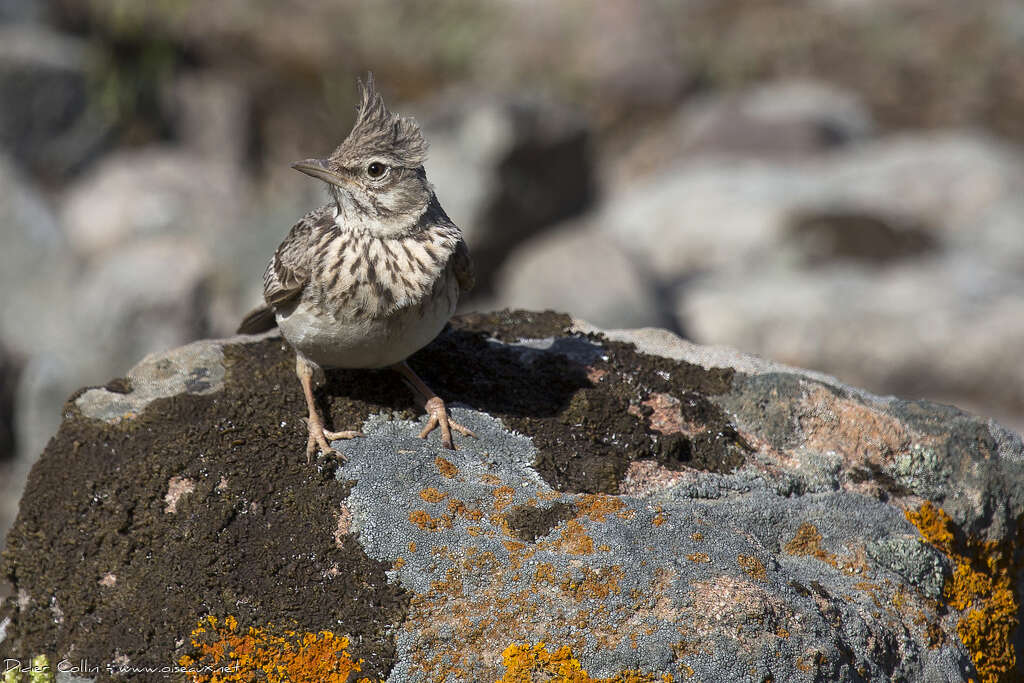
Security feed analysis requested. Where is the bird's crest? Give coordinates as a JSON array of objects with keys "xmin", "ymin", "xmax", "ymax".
[{"xmin": 330, "ymin": 74, "xmax": 428, "ymax": 168}]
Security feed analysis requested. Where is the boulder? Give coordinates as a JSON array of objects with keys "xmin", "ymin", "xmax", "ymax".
[
  {"xmin": 591, "ymin": 130, "xmax": 1024, "ymax": 432},
  {"xmin": 491, "ymin": 221, "xmax": 672, "ymax": 331},
  {"xmin": 608, "ymin": 79, "xmax": 875, "ymax": 186},
  {"xmin": 1, "ymin": 311, "xmax": 1021, "ymax": 682},
  {"xmin": 600, "ymin": 131, "xmax": 1024, "ymax": 279},
  {"xmin": 0, "ymin": 343, "xmax": 18, "ymax": 462},
  {"xmin": 59, "ymin": 147, "xmax": 249, "ymax": 259},
  {"xmin": 422, "ymin": 94, "xmax": 595, "ymax": 293},
  {"xmin": 0, "ymin": 25, "xmax": 109, "ymax": 179}
]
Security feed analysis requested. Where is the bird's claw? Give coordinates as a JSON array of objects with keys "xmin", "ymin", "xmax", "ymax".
[
  {"xmin": 303, "ymin": 418, "xmax": 362, "ymax": 462},
  {"xmin": 418, "ymin": 396, "xmax": 476, "ymax": 450}
]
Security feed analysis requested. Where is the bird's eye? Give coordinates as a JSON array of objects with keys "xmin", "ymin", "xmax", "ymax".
[{"xmin": 366, "ymin": 162, "xmax": 387, "ymax": 179}]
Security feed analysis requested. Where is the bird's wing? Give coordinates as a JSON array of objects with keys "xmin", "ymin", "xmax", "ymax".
[
  {"xmin": 263, "ymin": 209, "xmax": 326, "ymax": 308},
  {"xmin": 452, "ymin": 237, "xmax": 475, "ymax": 294}
]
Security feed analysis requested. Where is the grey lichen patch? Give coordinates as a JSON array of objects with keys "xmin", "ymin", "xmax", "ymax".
[
  {"xmin": 74, "ymin": 340, "xmax": 225, "ymax": 422},
  {"xmin": 887, "ymin": 442, "xmax": 947, "ymax": 499},
  {"xmin": 336, "ymin": 408, "xmax": 971, "ymax": 682},
  {"xmin": 866, "ymin": 535, "xmax": 950, "ymax": 600}
]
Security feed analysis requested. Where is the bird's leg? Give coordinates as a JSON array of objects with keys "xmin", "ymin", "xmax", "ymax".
[
  {"xmin": 296, "ymin": 354, "xmax": 363, "ymax": 461},
  {"xmin": 391, "ymin": 361, "xmax": 476, "ymax": 450}
]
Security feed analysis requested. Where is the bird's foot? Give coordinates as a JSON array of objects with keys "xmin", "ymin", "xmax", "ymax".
[
  {"xmin": 418, "ymin": 396, "xmax": 476, "ymax": 450},
  {"xmin": 304, "ymin": 416, "xmax": 364, "ymax": 462}
]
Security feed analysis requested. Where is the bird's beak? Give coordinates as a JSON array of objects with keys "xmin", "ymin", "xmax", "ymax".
[{"xmin": 291, "ymin": 158, "xmax": 353, "ymax": 188}]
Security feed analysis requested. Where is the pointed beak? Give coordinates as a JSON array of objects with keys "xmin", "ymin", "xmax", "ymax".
[{"xmin": 291, "ymin": 158, "xmax": 353, "ymax": 188}]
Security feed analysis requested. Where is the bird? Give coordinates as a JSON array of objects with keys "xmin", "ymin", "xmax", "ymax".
[{"xmin": 237, "ymin": 74, "xmax": 476, "ymax": 459}]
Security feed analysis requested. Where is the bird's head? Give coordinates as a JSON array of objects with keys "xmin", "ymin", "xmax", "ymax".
[{"xmin": 292, "ymin": 74, "xmax": 432, "ymax": 237}]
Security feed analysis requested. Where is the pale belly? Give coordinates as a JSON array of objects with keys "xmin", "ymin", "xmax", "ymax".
[{"xmin": 276, "ymin": 277, "xmax": 458, "ymax": 369}]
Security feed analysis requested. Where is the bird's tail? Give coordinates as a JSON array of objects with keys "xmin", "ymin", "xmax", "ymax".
[{"xmin": 237, "ymin": 305, "xmax": 278, "ymax": 334}]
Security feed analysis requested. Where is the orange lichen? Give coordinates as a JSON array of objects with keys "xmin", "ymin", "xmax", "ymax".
[
  {"xmin": 737, "ymin": 554, "xmax": 767, "ymax": 581},
  {"xmin": 393, "ymin": 557, "xmax": 406, "ymax": 570},
  {"xmin": 553, "ymin": 519, "xmax": 595, "ymax": 555},
  {"xmin": 577, "ymin": 494, "xmax": 626, "ymax": 522},
  {"xmin": 534, "ymin": 562, "xmax": 557, "ymax": 585},
  {"xmin": 419, "ymin": 487, "xmax": 447, "ymax": 503},
  {"xmin": 905, "ymin": 501, "xmax": 1018, "ymax": 683},
  {"xmin": 448, "ymin": 498, "xmax": 484, "ymax": 521},
  {"xmin": 493, "ymin": 486, "xmax": 516, "ymax": 512},
  {"xmin": 783, "ymin": 523, "xmax": 837, "ymax": 566},
  {"xmin": 686, "ymin": 553, "xmax": 710, "ymax": 563},
  {"xmin": 434, "ymin": 456, "xmax": 459, "ymax": 478},
  {"xmin": 497, "ymin": 642, "xmax": 674, "ymax": 682},
  {"xmin": 430, "ymin": 568, "xmax": 465, "ymax": 597},
  {"xmin": 690, "ymin": 532, "xmax": 703, "ymax": 542},
  {"xmin": 408, "ymin": 509, "xmax": 453, "ymax": 532},
  {"xmin": 179, "ymin": 616, "xmax": 368, "ymax": 683},
  {"xmin": 408, "ymin": 541, "xmax": 417, "ymax": 553},
  {"xmin": 652, "ymin": 513, "xmax": 667, "ymax": 527},
  {"xmin": 561, "ymin": 566, "xmax": 625, "ymax": 602}
]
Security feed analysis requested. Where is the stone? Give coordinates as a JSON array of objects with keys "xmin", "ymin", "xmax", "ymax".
[
  {"xmin": 1, "ymin": 310, "xmax": 1021, "ymax": 682},
  {"xmin": 600, "ymin": 131, "xmax": 1024, "ymax": 279},
  {"xmin": 0, "ymin": 25, "xmax": 109, "ymax": 179},
  {"xmin": 422, "ymin": 94, "xmax": 595, "ymax": 293},
  {"xmin": 0, "ymin": 153, "xmax": 80, "ymax": 463},
  {"xmin": 593, "ymin": 130, "xmax": 1024, "ymax": 431},
  {"xmin": 59, "ymin": 147, "xmax": 248, "ymax": 258},
  {"xmin": 165, "ymin": 71, "xmax": 251, "ymax": 165},
  {"xmin": 11, "ymin": 237, "xmax": 214, "ymax": 465},
  {"xmin": 609, "ymin": 79, "xmax": 875, "ymax": 185},
  {"xmin": 491, "ymin": 221, "xmax": 671, "ymax": 330},
  {"xmin": 0, "ymin": 343, "xmax": 18, "ymax": 462},
  {"xmin": 679, "ymin": 259, "xmax": 1024, "ymax": 435}
]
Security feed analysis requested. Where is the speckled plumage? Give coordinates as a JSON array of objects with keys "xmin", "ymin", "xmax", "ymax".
[{"xmin": 238, "ymin": 75, "xmax": 476, "ymax": 456}]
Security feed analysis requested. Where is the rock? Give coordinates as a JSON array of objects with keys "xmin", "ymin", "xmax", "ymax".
[
  {"xmin": 0, "ymin": 343, "xmax": 18, "ymax": 462},
  {"xmin": 490, "ymin": 221, "xmax": 673, "ymax": 331},
  {"xmin": 422, "ymin": 94, "xmax": 595, "ymax": 292},
  {"xmin": 0, "ymin": 0, "xmax": 44, "ymax": 22},
  {"xmin": 600, "ymin": 131, "xmax": 1024, "ymax": 280},
  {"xmin": 680, "ymin": 79, "xmax": 875, "ymax": 154},
  {"xmin": 68, "ymin": 237, "xmax": 213, "ymax": 372},
  {"xmin": 59, "ymin": 147, "xmax": 248, "ymax": 258},
  {"xmin": 0, "ymin": 153, "xmax": 71, "ymax": 350},
  {"xmin": 165, "ymin": 71, "xmax": 251, "ymax": 165},
  {"xmin": 679, "ymin": 259, "xmax": 1024, "ymax": 435},
  {"xmin": 591, "ymin": 130, "xmax": 1024, "ymax": 430},
  {"xmin": 609, "ymin": 79, "xmax": 875, "ymax": 185},
  {"xmin": 0, "ymin": 25, "xmax": 109, "ymax": 179},
  {"xmin": 2, "ymin": 310, "xmax": 1021, "ymax": 681},
  {"xmin": 0, "ymin": 153, "xmax": 80, "ymax": 463},
  {"xmin": 9, "ymin": 236, "xmax": 213, "ymax": 467}
]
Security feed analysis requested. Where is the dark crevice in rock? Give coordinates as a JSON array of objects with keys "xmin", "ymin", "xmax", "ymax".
[
  {"xmin": 102, "ymin": 376, "xmax": 133, "ymax": 395},
  {"xmin": 502, "ymin": 502, "xmax": 577, "ymax": 543}
]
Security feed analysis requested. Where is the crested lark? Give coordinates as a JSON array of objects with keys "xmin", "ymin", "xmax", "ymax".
[{"xmin": 238, "ymin": 75, "xmax": 476, "ymax": 458}]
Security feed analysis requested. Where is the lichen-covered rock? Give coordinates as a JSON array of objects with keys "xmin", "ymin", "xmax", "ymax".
[{"xmin": 1, "ymin": 311, "xmax": 1021, "ymax": 682}]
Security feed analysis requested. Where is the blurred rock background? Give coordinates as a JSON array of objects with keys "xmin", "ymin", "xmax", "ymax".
[{"xmin": 1, "ymin": 0, "xmax": 1023, "ymax": 550}]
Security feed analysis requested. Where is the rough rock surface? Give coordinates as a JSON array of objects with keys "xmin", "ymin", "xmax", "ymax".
[{"xmin": 1, "ymin": 311, "xmax": 1022, "ymax": 682}]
